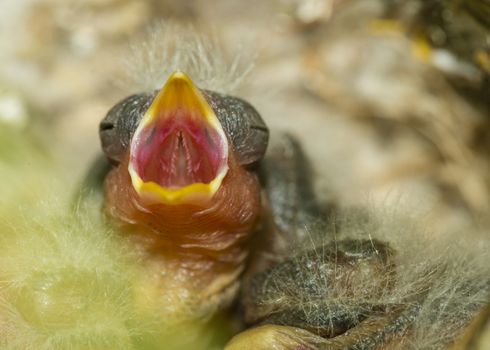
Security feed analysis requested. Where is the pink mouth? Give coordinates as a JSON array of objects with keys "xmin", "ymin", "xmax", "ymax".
[
  {"xmin": 131, "ymin": 112, "xmax": 226, "ymax": 189},
  {"xmin": 128, "ymin": 71, "xmax": 229, "ymax": 205}
]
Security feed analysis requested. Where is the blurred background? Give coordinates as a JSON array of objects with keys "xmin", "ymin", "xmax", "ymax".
[
  {"xmin": 0, "ymin": 1, "xmax": 490, "ymax": 348},
  {"xmin": 2, "ymin": 0, "xmax": 490, "ymax": 235}
]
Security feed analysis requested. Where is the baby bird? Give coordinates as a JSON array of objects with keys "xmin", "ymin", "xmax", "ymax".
[{"xmin": 99, "ymin": 70, "xmax": 269, "ymax": 329}]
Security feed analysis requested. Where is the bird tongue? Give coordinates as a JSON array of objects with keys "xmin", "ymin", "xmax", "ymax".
[
  {"xmin": 137, "ymin": 121, "xmax": 218, "ymax": 189},
  {"xmin": 174, "ymin": 133, "xmax": 193, "ymax": 187}
]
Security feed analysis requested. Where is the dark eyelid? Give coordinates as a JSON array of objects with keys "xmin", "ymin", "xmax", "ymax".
[
  {"xmin": 100, "ymin": 90, "xmax": 268, "ymax": 167},
  {"xmin": 100, "ymin": 122, "xmax": 114, "ymax": 131},
  {"xmin": 250, "ymin": 125, "xmax": 269, "ymax": 132}
]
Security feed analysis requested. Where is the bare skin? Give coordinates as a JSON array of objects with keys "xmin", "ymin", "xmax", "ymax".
[
  {"xmin": 92, "ymin": 72, "xmax": 420, "ymax": 349},
  {"xmin": 104, "ymin": 151, "xmax": 261, "ymax": 313},
  {"xmin": 93, "ymin": 72, "xmax": 269, "ymax": 331}
]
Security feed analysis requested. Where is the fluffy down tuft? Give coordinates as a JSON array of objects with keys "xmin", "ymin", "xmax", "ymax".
[
  {"xmin": 121, "ymin": 22, "xmax": 254, "ymax": 94},
  {"xmin": 249, "ymin": 205, "xmax": 490, "ymax": 349},
  {"xmin": 0, "ymin": 125, "xmax": 230, "ymax": 350}
]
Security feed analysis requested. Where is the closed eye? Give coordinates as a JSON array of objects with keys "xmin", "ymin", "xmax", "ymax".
[{"xmin": 100, "ymin": 122, "xmax": 114, "ymax": 131}]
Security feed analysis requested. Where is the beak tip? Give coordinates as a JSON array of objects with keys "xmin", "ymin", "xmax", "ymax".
[{"xmin": 169, "ymin": 70, "xmax": 188, "ymax": 81}]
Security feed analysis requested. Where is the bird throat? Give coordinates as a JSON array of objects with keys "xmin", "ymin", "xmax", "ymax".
[{"xmin": 103, "ymin": 152, "xmax": 261, "ymax": 309}]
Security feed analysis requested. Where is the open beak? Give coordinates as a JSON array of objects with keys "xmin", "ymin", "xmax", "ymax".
[{"xmin": 128, "ymin": 71, "xmax": 229, "ymax": 205}]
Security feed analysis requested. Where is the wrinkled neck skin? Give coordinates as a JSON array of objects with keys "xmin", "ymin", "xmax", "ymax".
[{"xmin": 104, "ymin": 150, "xmax": 261, "ymax": 314}]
